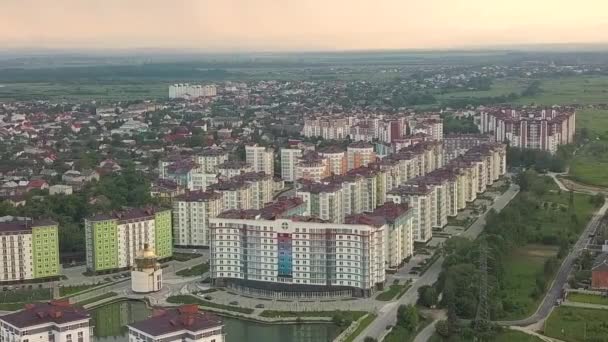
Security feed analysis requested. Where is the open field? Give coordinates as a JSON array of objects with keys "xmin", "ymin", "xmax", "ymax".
[
  {"xmin": 514, "ymin": 76, "xmax": 608, "ymax": 106},
  {"xmin": 544, "ymin": 306, "xmax": 608, "ymax": 342},
  {"xmin": 576, "ymin": 109, "xmax": 608, "ymax": 138},
  {"xmin": 570, "ymin": 140, "xmax": 608, "ymax": 187},
  {"xmin": 500, "ymin": 244, "xmax": 559, "ymax": 320},
  {"xmin": 435, "ymin": 78, "xmax": 527, "ymax": 100},
  {"xmin": 430, "ymin": 330, "xmax": 545, "ymax": 342},
  {"xmin": 0, "ymin": 82, "xmax": 167, "ymax": 102},
  {"xmin": 567, "ymin": 293, "xmax": 608, "ymax": 306}
]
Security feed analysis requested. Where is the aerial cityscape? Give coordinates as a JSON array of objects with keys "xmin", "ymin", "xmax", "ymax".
[{"xmin": 2, "ymin": 1, "xmax": 608, "ymax": 342}]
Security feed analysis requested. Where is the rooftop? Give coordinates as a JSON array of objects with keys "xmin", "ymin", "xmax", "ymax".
[
  {"xmin": 128, "ymin": 305, "xmax": 222, "ymax": 337},
  {"xmin": 0, "ymin": 219, "xmax": 57, "ymax": 234},
  {"xmin": 0, "ymin": 300, "xmax": 89, "ymax": 329}
]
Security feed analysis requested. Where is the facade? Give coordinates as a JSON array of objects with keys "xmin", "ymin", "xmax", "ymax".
[
  {"xmin": 280, "ymin": 148, "xmax": 303, "ymax": 182},
  {"xmin": 217, "ymin": 161, "xmax": 253, "ymax": 180},
  {"xmin": 131, "ymin": 244, "xmax": 163, "ymax": 293},
  {"xmin": 195, "ymin": 147, "xmax": 229, "ymax": 173},
  {"xmin": 318, "ymin": 146, "xmax": 347, "ymax": 176},
  {"xmin": 346, "ymin": 142, "xmax": 376, "ymax": 171},
  {"xmin": 128, "ymin": 305, "xmax": 224, "ymax": 342},
  {"xmin": 49, "ymin": 184, "xmax": 73, "ymax": 195},
  {"xmin": 169, "ymin": 84, "xmax": 217, "ymax": 99},
  {"xmin": 297, "ymin": 183, "xmax": 344, "ymax": 223},
  {"xmin": 295, "ymin": 159, "xmax": 329, "ymax": 183},
  {"xmin": 85, "ymin": 208, "xmax": 173, "ymax": 272},
  {"xmin": 478, "ymin": 107, "xmax": 575, "ymax": 153},
  {"xmin": 173, "ymin": 191, "xmax": 223, "ymax": 247},
  {"xmin": 245, "ymin": 145, "xmax": 274, "ymax": 175},
  {"xmin": 210, "ymin": 213, "xmax": 386, "ymax": 297},
  {"xmin": 387, "ymin": 184, "xmax": 434, "ymax": 243},
  {"xmin": 0, "ymin": 300, "xmax": 91, "ymax": 342},
  {"xmin": 0, "ymin": 219, "xmax": 60, "ymax": 282}
]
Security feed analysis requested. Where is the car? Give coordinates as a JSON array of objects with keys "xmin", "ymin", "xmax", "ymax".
[
  {"xmin": 229, "ymin": 301, "xmax": 238, "ymax": 306},
  {"xmin": 409, "ymin": 270, "xmax": 418, "ymax": 275},
  {"xmin": 204, "ymin": 295, "xmax": 213, "ymax": 300},
  {"xmin": 255, "ymin": 304, "xmax": 265, "ymax": 308}
]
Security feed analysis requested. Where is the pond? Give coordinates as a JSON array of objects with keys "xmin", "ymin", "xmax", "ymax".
[{"xmin": 90, "ymin": 300, "xmax": 341, "ymax": 342}]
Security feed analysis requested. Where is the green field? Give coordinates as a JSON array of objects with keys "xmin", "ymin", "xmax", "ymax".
[
  {"xmin": 376, "ymin": 283, "xmax": 409, "ymax": 301},
  {"xmin": 0, "ymin": 82, "xmax": 167, "ymax": 102},
  {"xmin": 435, "ymin": 78, "xmax": 527, "ymax": 100},
  {"xmin": 430, "ymin": 329, "xmax": 545, "ymax": 342},
  {"xmin": 545, "ymin": 306, "xmax": 608, "ymax": 342},
  {"xmin": 500, "ymin": 244, "xmax": 559, "ymax": 320},
  {"xmin": 514, "ymin": 76, "xmax": 608, "ymax": 106},
  {"xmin": 175, "ymin": 262, "xmax": 210, "ymax": 277},
  {"xmin": 576, "ymin": 109, "xmax": 608, "ymax": 138},
  {"xmin": 568, "ymin": 293, "xmax": 608, "ymax": 306}
]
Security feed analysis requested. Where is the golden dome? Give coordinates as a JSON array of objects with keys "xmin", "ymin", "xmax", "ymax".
[{"xmin": 136, "ymin": 243, "xmax": 158, "ymax": 259}]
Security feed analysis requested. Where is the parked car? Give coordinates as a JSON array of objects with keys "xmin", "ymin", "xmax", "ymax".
[
  {"xmin": 255, "ymin": 304, "xmax": 265, "ymax": 308},
  {"xmin": 229, "ymin": 301, "xmax": 238, "ymax": 306}
]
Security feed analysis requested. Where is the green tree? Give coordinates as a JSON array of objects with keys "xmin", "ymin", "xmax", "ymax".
[
  {"xmin": 397, "ymin": 305, "xmax": 418, "ymax": 331},
  {"xmin": 417, "ymin": 285, "xmax": 438, "ymax": 308}
]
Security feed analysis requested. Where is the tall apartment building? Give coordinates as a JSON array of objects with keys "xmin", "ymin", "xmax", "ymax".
[
  {"xmin": 318, "ymin": 146, "xmax": 347, "ymax": 176},
  {"xmin": 0, "ymin": 300, "xmax": 91, "ymax": 342},
  {"xmin": 443, "ymin": 134, "xmax": 492, "ymax": 163},
  {"xmin": 173, "ymin": 191, "xmax": 224, "ymax": 247},
  {"xmin": 280, "ymin": 147, "xmax": 303, "ymax": 182},
  {"xmin": 217, "ymin": 161, "xmax": 253, "ymax": 180},
  {"xmin": 478, "ymin": 107, "xmax": 575, "ymax": 153},
  {"xmin": 209, "ymin": 213, "xmax": 386, "ymax": 297},
  {"xmin": 347, "ymin": 142, "xmax": 376, "ymax": 171},
  {"xmin": 195, "ymin": 147, "xmax": 229, "ymax": 173},
  {"xmin": 296, "ymin": 183, "xmax": 344, "ymax": 223},
  {"xmin": 295, "ymin": 157, "xmax": 330, "ymax": 183},
  {"xmin": 0, "ymin": 219, "xmax": 60, "ymax": 282},
  {"xmin": 85, "ymin": 208, "xmax": 173, "ymax": 272},
  {"xmin": 302, "ymin": 117, "xmax": 350, "ymax": 140},
  {"xmin": 128, "ymin": 305, "xmax": 224, "ymax": 342},
  {"xmin": 246, "ymin": 144, "xmax": 275, "ymax": 175},
  {"xmin": 169, "ymin": 84, "xmax": 217, "ymax": 99},
  {"xmin": 387, "ymin": 184, "xmax": 434, "ymax": 243}
]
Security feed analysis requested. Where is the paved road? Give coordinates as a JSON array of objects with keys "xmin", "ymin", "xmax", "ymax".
[
  {"xmin": 497, "ymin": 200, "xmax": 608, "ymax": 326},
  {"xmin": 354, "ymin": 183, "xmax": 520, "ymax": 342}
]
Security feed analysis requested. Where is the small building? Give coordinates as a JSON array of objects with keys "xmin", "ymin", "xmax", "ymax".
[
  {"xmin": 131, "ymin": 244, "xmax": 163, "ymax": 293},
  {"xmin": 128, "ymin": 305, "xmax": 224, "ymax": 342},
  {"xmin": 49, "ymin": 184, "xmax": 73, "ymax": 195},
  {"xmin": 0, "ymin": 300, "xmax": 91, "ymax": 342},
  {"xmin": 592, "ymin": 255, "xmax": 608, "ymax": 290}
]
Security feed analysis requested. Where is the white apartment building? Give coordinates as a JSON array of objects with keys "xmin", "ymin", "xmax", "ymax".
[
  {"xmin": 280, "ymin": 148, "xmax": 303, "ymax": 182},
  {"xmin": 196, "ymin": 147, "xmax": 229, "ymax": 173},
  {"xmin": 210, "ymin": 213, "xmax": 387, "ymax": 297},
  {"xmin": 173, "ymin": 191, "xmax": 224, "ymax": 247},
  {"xmin": 169, "ymin": 84, "xmax": 217, "ymax": 99},
  {"xmin": 297, "ymin": 183, "xmax": 345, "ymax": 223},
  {"xmin": 0, "ymin": 301, "xmax": 91, "ymax": 342},
  {"xmin": 217, "ymin": 161, "xmax": 253, "ymax": 180},
  {"xmin": 245, "ymin": 145, "xmax": 275, "ymax": 175},
  {"xmin": 128, "ymin": 305, "xmax": 224, "ymax": 342},
  {"xmin": 387, "ymin": 184, "xmax": 434, "ymax": 243},
  {"xmin": 295, "ymin": 159, "xmax": 329, "ymax": 183},
  {"xmin": 318, "ymin": 146, "xmax": 347, "ymax": 176}
]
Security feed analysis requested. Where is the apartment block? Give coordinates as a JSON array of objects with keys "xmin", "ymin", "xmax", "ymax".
[
  {"xmin": 318, "ymin": 146, "xmax": 347, "ymax": 176},
  {"xmin": 347, "ymin": 142, "xmax": 376, "ymax": 171},
  {"xmin": 0, "ymin": 219, "xmax": 60, "ymax": 282},
  {"xmin": 297, "ymin": 182, "xmax": 344, "ymax": 223},
  {"xmin": 173, "ymin": 191, "xmax": 224, "ymax": 247},
  {"xmin": 387, "ymin": 184, "xmax": 434, "ymax": 243},
  {"xmin": 85, "ymin": 208, "xmax": 173, "ymax": 272},
  {"xmin": 280, "ymin": 147, "xmax": 303, "ymax": 182},
  {"xmin": 246, "ymin": 144, "xmax": 275, "ymax": 175}
]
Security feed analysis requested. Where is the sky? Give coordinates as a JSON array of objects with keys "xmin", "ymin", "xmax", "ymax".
[{"xmin": 2, "ymin": 0, "xmax": 608, "ymax": 51}]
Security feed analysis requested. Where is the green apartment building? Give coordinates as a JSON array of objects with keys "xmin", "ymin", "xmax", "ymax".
[
  {"xmin": 0, "ymin": 219, "xmax": 60, "ymax": 282},
  {"xmin": 85, "ymin": 208, "xmax": 172, "ymax": 272}
]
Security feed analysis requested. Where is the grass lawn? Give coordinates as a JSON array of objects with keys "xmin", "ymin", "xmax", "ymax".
[
  {"xmin": 513, "ymin": 75, "xmax": 608, "ymax": 106},
  {"xmin": 259, "ymin": 310, "xmax": 366, "ymax": 320},
  {"xmin": 384, "ymin": 315, "xmax": 432, "ymax": 342},
  {"xmin": 567, "ymin": 293, "xmax": 608, "ymax": 306},
  {"xmin": 430, "ymin": 329, "xmax": 544, "ymax": 342},
  {"xmin": 570, "ymin": 140, "xmax": 608, "ymax": 187},
  {"xmin": 545, "ymin": 306, "xmax": 608, "ymax": 342},
  {"xmin": 175, "ymin": 262, "xmax": 210, "ymax": 277},
  {"xmin": 576, "ymin": 109, "xmax": 608, "ymax": 138},
  {"xmin": 0, "ymin": 288, "xmax": 51, "ymax": 303},
  {"xmin": 167, "ymin": 295, "xmax": 254, "ymax": 314},
  {"xmin": 343, "ymin": 314, "xmax": 377, "ymax": 342},
  {"xmin": 172, "ymin": 252, "xmax": 203, "ymax": 262},
  {"xmin": 0, "ymin": 82, "xmax": 167, "ymax": 103},
  {"xmin": 59, "ymin": 284, "xmax": 99, "ymax": 297},
  {"xmin": 376, "ymin": 284, "xmax": 410, "ymax": 301}
]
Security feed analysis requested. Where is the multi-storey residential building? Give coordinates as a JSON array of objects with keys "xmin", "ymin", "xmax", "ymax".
[
  {"xmin": 0, "ymin": 219, "xmax": 60, "ymax": 282},
  {"xmin": 297, "ymin": 182, "xmax": 344, "ymax": 223},
  {"xmin": 280, "ymin": 147, "xmax": 303, "ymax": 182},
  {"xmin": 387, "ymin": 184, "xmax": 434, "ymax": 243},
  {"xmin": 318, "ymin": 146, "xmax": 347, "ymax": 176},
  {"xmin": 245, "ymin": 144, "xmax": 274, "ymax": 175},
  {"xmin": 217, "ymin": 161, "xmax": 253, "ymax": 180},
  {"xmin": 169, "ymin": 83, "xmax": 217, "ymax": 99},
  {"xmin": 345, "ymin": 202, "xmax": 414, "ymax": 270},
  {"xmin": 208, "ymin": 179, "xmax": 253, "ymax": 211},
  {"xmin": 210, "ymin": 213, "xmax": 386, "ymax": 297},
  {"xmin": 128, "ymin": 305, "xmax": 224, "ymax": 342},
  {"xmin": 443, "ymin": 134, "xmax": 492, "ymax": 163},
  {"xmin": 347, "ymin": 142, "xmax": 376, "ymax": 171},
  {"xmin": 195, "ymin": 147, "xmax": 229, "ymax": 173},
  {"xmin": 295, "ymin": 157, "xmax": 330, "ymax": 183},
  {"xmin": 85, "ymin": 208, "xmax": 173, "ymax": 272},
  {"xmin": 173, "ymin": 191, "xmax": 224, "ymax": 247},
  {"xmin": 0, "ymin": 300, "xmax": 91, "ymax": 342},
  {"xmin": 302, "ymin": 117, "xmax": 350, "ymax": 140},
  {"xmin": 478, "ymin": 107, "xmax": 575, "ymax": 153}
]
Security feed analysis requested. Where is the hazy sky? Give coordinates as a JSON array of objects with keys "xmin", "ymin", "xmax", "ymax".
[{"xmin": 2, "ymin": 0, "xmax": 608, "ymax": 51}]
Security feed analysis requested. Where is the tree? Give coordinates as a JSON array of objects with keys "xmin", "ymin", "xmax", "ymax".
[
  {"xmin": 397, "ymin": 304, "xmax": 418, "ymax": 331},
  {"xmin": 364, "ymin": 338, "xmax": 377, "ymax": 342},
  {"xmin": 436, "ymin": 320, "xmax": 450, "ymax": 338},
  {"xmin": 417, "ymin": 285, "xmax": 438, "ymax": 308}
]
